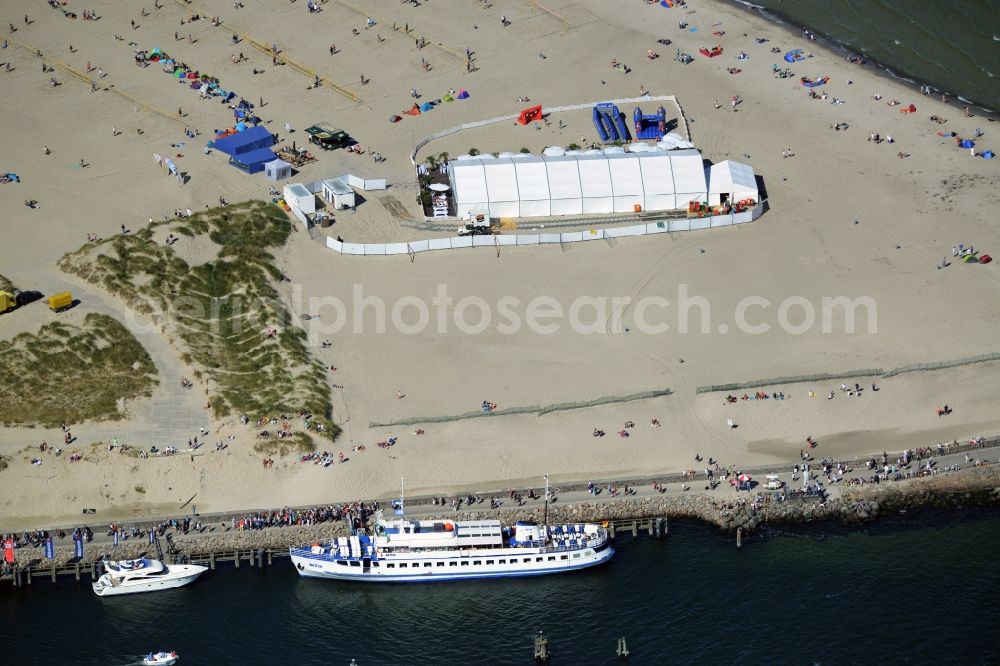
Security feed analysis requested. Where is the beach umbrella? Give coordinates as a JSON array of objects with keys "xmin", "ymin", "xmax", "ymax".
[
  {"xmin": 737, "ymin": 474, "xmax": 752, "ymax": 483},
  {"xmin": 429, "ymin": 183, "xmax": 450, "ymax": 192}
]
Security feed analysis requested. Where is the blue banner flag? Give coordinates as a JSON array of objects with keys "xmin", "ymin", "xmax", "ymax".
[
  {"xmin": 44, "ymin": 537, "xmax": 54, "ymax": 560},
  {"xmin": 149, "ymin": 530, "xmax": 155, "ymax": 544},
  {"xmin": 113, "ymin": 531, "xmax": 119, "ymax": 546},
  {"xmin": 74, "ymin": 538, "xmax": 83, "ymax": 559}
]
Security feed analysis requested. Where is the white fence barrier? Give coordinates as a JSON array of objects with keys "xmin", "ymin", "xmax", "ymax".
[
  {"xmin": 410, "ymin": 95, "xmax": 688, "ymax": 166},
  {"xmin": 325, "ymin": 203, "xmax": 763, "ymax": 257}
]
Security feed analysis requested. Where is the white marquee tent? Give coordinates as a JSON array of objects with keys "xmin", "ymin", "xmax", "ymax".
[
  {"xmin": 448, "ymin": 150, "xmax": 710, "ymax": 219},
  {"xmin": 706, "ymin": 160, "xmax": 758, "ymax": 206}
]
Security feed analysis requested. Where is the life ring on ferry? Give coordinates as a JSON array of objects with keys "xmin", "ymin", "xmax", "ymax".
[{"xmin": 443, "ymin": 522, "xmax": 454, "ymax": 531}]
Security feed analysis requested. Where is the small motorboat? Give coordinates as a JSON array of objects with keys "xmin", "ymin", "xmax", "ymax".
[{"xmin": 144, "ymin": 651, "xmax": 179, "ymax": 666}]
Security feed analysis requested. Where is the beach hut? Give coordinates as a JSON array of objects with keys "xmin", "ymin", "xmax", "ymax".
[
  {"xmin": 283, "ymin": 183, "xmax": 316, "ymax": 215},
  {"xmin": 264, "ymin": 158, "xmax": 292, "ymax": 181},
  {"xmin": 322, "ymin": 178, "xmax": 356, "ymax": 209}
]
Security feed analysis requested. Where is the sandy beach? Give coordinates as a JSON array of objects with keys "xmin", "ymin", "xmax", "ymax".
[{"xmin": 1, "ymin": 0, "xmax": 998, "ymax": 530}]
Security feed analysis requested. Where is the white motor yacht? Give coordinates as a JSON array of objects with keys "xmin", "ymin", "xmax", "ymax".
[
  {"xmin": 143, "ymin": 651, "xmax": 179, "ymax": 665},
  {"xmin": 92, "ymin": 558, "xmax": 206, "ymax": 597}
]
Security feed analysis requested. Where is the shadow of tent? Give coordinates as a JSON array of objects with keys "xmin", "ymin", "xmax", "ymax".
[{"xmin": 755, "ymin": 175, "xmax": 769, "ymax": 211}]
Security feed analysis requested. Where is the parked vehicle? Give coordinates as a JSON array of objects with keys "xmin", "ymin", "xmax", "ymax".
[
  {"xmin": 305, "ymin": 123, "xmax": 351, "ymax": 150},
  {"xmin": 47, "ymin": 291, "xmax": 73, "ymax": 312}
]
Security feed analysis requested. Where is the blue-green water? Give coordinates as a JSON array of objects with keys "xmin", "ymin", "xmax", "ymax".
[
  {"xmin": 735, "ymin": 0, "xmax": 1000, "ymax": 111},
  {"xmin": 3, "ymin": 511, "xmax": 999, "ymax": 665}
]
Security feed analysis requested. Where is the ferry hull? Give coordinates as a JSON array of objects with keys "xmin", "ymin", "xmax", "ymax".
[{"xmin": 291, "ymin": 545, "xmax": 613, "ymax": 583}]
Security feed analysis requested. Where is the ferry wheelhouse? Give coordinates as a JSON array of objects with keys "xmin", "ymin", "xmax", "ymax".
[{"xmin": 290, "ymin": 514, "xmax": 613, "ymax": 582}]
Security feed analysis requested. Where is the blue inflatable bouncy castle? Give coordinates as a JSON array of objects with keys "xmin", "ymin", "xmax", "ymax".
[
  {"xmin": 593, "ymin": 102, "xmax": 631, "ymax": 143},
  {"xmin": 633, "ymin": 105, "xmax": 667, "ymax": 139}
]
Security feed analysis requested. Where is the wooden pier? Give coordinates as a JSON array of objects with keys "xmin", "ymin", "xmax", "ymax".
[
  {"xmin": 8, "ymin": 518, "xmax": 672, "ymax": 588},
  {"xmin": 7, "ymin": 547, "xmax": 292, "ymax": 588},
  {"xmin": 605, "ymin": 517, "xmax": 668, "ymax": 541}
]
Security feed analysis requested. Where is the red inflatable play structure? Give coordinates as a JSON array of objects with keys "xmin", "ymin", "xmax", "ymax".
[{"xmin": 517, "ymin": 105, "xmax": 543, "ymax": 125}]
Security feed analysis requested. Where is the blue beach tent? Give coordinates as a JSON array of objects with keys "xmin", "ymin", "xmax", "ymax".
[
  {"xmin": 210, "ymin": 125, "xmax": 274, "ymax": 157},
  {"xmin": 229, "ymin": 147, "xmax": 278, "ymax": 174}
]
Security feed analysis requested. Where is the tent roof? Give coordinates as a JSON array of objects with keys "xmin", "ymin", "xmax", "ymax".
[
  {"xmin": 606, "ymin": 153, "xmax": 643, "ymax": 196},
  {"xmin": 230, "ymin": 147, "xmax": 277, "ymax": 167},
  {"xmin": 668, "ymin": 149, "xmax": 707, "ymax": 195},
  {"xmin": 450, "ymin": 159, "xmax": 489, "ymax": 205},
  {"xmin": 513, "ymin": 157, "xmax": 550, "ymax": 202},
  {"xmin": 449, "ymin": 150, "xmax": 709, "ymax": 212},
  {"xmin": 707, "ymin": 160, "xmax": 756, "ymax": 195},
  {"xmin": 637, "ymin": 152, "xmax": 675, "ymax": 195},
  {"xmin": 212, "ymin": 125, "xmax": 274, "ymax": 156},
  {"xmin": 264, "ymin": 158, "xmax": 291, "ymax": 169}
]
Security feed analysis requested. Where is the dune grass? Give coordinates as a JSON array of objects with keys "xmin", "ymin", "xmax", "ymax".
[
  {"xmin": 59, "ymin": 201, "xmax": 337, "ymax": 442},
  {"xmin": 253, "ymin": 432, "xmax": 317, "ymax": 457},
  {"xmin": 0, "ymin": 273, "xmax": 14, "ymax": 293},
  {"xmin": 0, "ymin": 313, "xmax": 158, "ymax": 427}
]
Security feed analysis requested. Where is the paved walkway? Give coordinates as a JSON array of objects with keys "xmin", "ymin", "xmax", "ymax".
[{"xmin": 36, "ymin": 444, "xmax": 998, "ymax": 555}]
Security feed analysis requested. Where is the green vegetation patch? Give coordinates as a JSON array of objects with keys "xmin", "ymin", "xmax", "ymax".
[
  {"xmin": 59, "ymin": 201, "xmax": 336, "ymax": 441},
  {"xmin": 0, "ymin": 273, "xmax": 14, "ymax": 293},
  {"xmin": 0, "ymin": 313, "xmax": 158, "ymax": 427}
]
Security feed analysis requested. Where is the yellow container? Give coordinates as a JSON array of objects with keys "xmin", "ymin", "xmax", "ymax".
[
  {"xmin": 0, "ymin": 291, "xmax": 15, "ymax": 313},
  {"xmin": 48, "ymin": 291, "xmax": 73, "ymax": 312}
]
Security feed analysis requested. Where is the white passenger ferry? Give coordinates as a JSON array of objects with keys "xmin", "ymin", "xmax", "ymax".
[{"xmin": 290, "ymin": 514, "xmax": 613, "ymax": 582}]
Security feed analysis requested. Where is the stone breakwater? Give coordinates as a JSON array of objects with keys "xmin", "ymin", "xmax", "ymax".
[{"xmin": 9, "ymin": 467, "xmax": 1000, "ymax": 571}]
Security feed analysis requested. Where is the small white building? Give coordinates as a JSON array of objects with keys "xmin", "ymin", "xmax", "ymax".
[
  {"xmin": 706, "ymin": 160, "xmax": 758, "ymax": 206},
  {"xmin": 322, "ymin": 178, "xmax": 356, "ymax": 210},
  {"xmin": 283, "ymin": 183, "xmax": 316, "ymax": 215}
]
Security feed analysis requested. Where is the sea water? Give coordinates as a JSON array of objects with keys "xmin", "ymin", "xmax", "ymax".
[
  {"xmin": 734, "ymin": 0, "xmax": 1000, "ymax": 111},
  {"xmin": 2, "ymin": 509, "xmax": 998, "ymax": 665}
]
